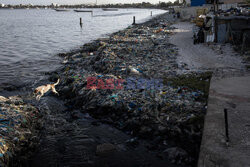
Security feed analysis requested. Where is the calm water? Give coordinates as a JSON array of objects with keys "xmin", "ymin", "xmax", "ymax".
[{"xmin": 0, "ymin": 8, "xmax": 166, "ymax": 87}]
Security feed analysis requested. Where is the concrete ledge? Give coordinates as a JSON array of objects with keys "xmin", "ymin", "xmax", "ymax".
[{"xmin": 198, "ymin": 76, "xmax": 250, "ymax": 167}]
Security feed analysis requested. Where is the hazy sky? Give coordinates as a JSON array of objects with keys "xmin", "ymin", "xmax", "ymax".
[{"xmin": 0, "ymin": 0, "xmax": 174, "ymax": 5}]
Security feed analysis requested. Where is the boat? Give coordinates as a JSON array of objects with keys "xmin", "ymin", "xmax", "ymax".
[
  {"xmin": 74, "ymin": 9, "xmax": 93, "ymax": 13},
  {"xmin": 54, "ymin": 8, "xmax": 70, "ymax": 12},
  {"xmin": 102, "ymin": 8, "xmax": 118, "ymax": 11}
]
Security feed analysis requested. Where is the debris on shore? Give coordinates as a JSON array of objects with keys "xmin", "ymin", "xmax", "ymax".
[
  {"xmin": 0, "ymin": 13, "xmax": 212, "ymax": 166},
  {"xmin": 0, "ymin": 96, "xmax": 41, "ymax": 166},
  {"xmin": 53, "ymin": 13, "xmax": 211, "ymax": 165}
]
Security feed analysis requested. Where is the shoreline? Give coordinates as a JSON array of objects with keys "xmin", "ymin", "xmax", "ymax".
[
  {"xmin": 1, "ymin": 12, "xmax": 211, "ymax": 167},
  {"xmin": 46, "ymin": 12, "xmax": 210, "ymax": 166},
  {"xmin": 0, "ymin": 8, "xmax": 167, "ymax": 91}
]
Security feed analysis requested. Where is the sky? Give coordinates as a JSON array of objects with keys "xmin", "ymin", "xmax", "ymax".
[{"xmin": 0, "ymin": 0, "xmax": 175, "ymax": 5}]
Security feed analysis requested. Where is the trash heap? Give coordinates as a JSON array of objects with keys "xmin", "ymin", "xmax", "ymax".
[
  {"xmin": 0, "ymin": 96, "xmax": 40, "ymax": 166},
  {"xmin": 56, "ymin": 14, "xmax": 210, "ymax": 165}
]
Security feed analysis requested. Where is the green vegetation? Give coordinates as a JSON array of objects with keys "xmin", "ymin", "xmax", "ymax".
[{"xmin": 163, "ymin": 72, "xmax": 213, "ymax": 99}]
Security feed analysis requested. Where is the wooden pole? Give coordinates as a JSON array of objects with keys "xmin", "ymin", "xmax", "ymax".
[
  {"xmin": 132, "ymin": 16, "xmax": 135, "ymax": 25},
  {"xmin": 80, "ymin": 17, "xmax": 82, "ymax": 27},
  {"xmin": 151, "ymin": 11, "xmax": 152, "ymax": 16}
]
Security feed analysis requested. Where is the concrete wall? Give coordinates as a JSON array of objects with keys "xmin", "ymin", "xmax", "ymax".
[
  {"xmin": 218, "ymin": 3, "xmax": 238, "ymax": 11},
  {"xmin": 176, "ymin": 6, "xmax": 211, "ymax": 20},
  {"xmin": 198, "ymin": 76, "xmax": 250, "ymax": 167},
  {"xmin": 177, "ymin": 7, "xmax": 196, "ymax": 20},
  {"xmin": 219, "ymin": 0, "xmax": 245, "ymax": 4},
  {"xmin": 186, "ymin": 0, "xmax": 191, "ymax": 5}
]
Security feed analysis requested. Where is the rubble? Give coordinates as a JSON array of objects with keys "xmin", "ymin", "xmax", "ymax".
[
  {"xmin": 54, "ymin": 13, "xmax": 211, "ymax": 165},
  {"xmin": 96, "ymin": 143, "xmax": 117, "ymax": 156},
  {"xmin": 162, "ymin": 147, "xmax": 191, "ymax": 165},
  {"xmin": 0, "ymin": 96, "xmax": 41, "ymax": 166}
]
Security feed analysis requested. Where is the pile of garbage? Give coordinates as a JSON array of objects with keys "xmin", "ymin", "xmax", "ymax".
[
  {"xmin": 53, "ymin": 13, "xmax": 210, "ymax": 165},
  {"xmin": 0, "ymin": 96, "xmax": 41, "ymax": 166}
]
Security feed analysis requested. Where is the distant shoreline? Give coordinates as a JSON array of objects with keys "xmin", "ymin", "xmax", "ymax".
[
  {"xmin": 0, "ymin": 2, "xmax": 176, "ymax": 10},
  {"xmin": 0, "ymin": 7, "xmax": 167, "ymax": 9}
]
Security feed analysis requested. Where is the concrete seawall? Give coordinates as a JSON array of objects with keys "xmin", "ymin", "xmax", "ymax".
[{"xmin": 198, "ymin": 75, "xmax": 250, "ymax": 167}]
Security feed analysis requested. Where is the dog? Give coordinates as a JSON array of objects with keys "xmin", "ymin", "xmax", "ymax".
[{"xmin": 34, "ymin": 79, "xmax": 60, "ymax": 101}]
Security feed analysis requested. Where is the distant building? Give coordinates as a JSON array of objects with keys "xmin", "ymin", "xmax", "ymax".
[{"xmin": 51, "ymin": 3, "xmax": 59, "ymax": 7}]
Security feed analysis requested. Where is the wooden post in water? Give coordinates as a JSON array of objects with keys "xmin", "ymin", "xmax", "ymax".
[
  {"xmin": 80, "ymin": 17, "xmax": 83, "ymax": 27},
  {"xmin": 151, "ymin": 11, "xmax": 152, "ymax": 16},
  {"xmin": 132, "ymin": 16, "xmax": 135, "ymax": 25}
]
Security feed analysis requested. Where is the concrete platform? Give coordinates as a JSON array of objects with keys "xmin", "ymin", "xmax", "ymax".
[{"xmin": 198, "ymin": 75, "xmax": 250, "ymax": 167}]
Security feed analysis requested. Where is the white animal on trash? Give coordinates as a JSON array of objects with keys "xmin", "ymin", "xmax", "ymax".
[
  {"xmin": 34, "ymin": 79, "xmax": 60, "ymax": 101},
  {"xmin": 129, "ymin": 66, "xmax": 140, "ymax": 74}
]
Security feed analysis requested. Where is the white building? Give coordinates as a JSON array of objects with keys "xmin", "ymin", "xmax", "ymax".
[
  {"xmin": 51, "ymin": 3, "xmax": 59, "ymax": 7},
  {"xmin": 0, "ymin": 4, "xmax": 5, "ymax": 7}
]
